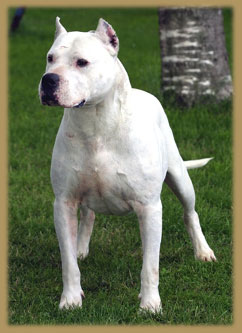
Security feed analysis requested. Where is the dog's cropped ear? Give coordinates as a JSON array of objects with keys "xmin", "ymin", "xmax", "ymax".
[
  {"xmin": 55, "ymin": 17, "xmax": 67, "ymax": 40},
  {"xmin": 95, "ymin": 18, "xmax": 119, "ymax": 56}
]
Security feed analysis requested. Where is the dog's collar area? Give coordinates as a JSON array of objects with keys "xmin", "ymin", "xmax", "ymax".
[{"xmin": 74, "ymin": 99, "xmax": 86, "ymax": 108}]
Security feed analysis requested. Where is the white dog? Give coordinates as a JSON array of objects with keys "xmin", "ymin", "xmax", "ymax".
[{"xmin": 39, "ymin": 17, "xmax": 216, "ymax": 313}]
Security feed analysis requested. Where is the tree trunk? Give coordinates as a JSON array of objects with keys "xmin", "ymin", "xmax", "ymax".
[{"xmin": 158, "ymin": 8, "xmax": 233, "ymax": 107}]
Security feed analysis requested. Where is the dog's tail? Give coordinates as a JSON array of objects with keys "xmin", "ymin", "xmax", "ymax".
[{"xmin": 184, "ymin": 157, "xmax": 213, "ymax": 170}]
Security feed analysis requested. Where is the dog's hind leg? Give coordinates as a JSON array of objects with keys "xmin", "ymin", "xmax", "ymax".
[
  {"xmin": 165, "ymin": 158, "xmax": 216, "ymax": 262},
  {"xmin": 77, "ymin": 206, "xmax": 95, "ymax": 260}
]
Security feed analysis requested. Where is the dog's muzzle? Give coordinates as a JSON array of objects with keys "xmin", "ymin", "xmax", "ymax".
[{"xmin": 40, "ymin": 73, "xmax": 60, "ymax": 105}]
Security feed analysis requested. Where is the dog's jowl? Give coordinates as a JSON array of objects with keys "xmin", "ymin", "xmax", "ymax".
[{"xmin": 39, "ymin": 17, "xmax": 216, "ymax": 313}]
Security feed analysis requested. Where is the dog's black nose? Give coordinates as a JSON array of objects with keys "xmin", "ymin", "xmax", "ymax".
[
  {"xmin": 41, "ymin": 73, "xmax": 60, "ymax": 105},
  {"xmin": 41, "ymin": 73, "xmax": 60, "ymax": 92}
]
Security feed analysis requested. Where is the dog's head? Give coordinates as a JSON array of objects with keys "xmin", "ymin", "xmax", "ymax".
[{"xmin": 39, "ymin": 17, "xmax": 119, "ymax": 108}]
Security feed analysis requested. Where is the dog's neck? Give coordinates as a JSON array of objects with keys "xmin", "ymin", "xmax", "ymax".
[{"xmin": 63, "ymin": 58, "xmax": 132, "ymax": 139}]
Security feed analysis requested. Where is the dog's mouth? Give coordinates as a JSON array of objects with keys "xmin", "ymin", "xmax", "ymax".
[
  {"xmin": 62, "ymin": 99, "xmax": 87, "ymax": 108},
  {"xmin": 40, "ymin": 93, "xmax": 86, "ymax": 109},
  {"xmin": 73, "ymin": 99, "xmax": 86, "ymax": 108}
]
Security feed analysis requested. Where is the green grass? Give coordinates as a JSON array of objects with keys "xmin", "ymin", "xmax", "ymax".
[{"xmin": 8, "ymin": 7, "xmax": 232, "ymax": 325}]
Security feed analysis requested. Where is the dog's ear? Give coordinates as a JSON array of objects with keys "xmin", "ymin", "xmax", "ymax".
[
  {"xmin": 55, "ymin": 17, "xmax": 67, "ymax": 40},
  {"xmin": 95, "ymin": 18, "xmax": 119, "ymax": 56}
]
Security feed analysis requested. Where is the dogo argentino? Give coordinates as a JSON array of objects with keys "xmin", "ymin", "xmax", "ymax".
[{"xmin": 39, "ymin": 17, "xmax": 216, "ymax": 313}]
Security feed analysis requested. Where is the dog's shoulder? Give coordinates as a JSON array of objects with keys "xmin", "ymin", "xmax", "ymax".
[{"xmin": 129, "ymin": 88, "xmax": 167, "ymax": 127}]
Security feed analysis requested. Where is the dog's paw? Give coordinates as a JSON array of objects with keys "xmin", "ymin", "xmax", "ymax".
[
  {"xmin": 59, "ymin": 289, "xmax": 85, "ymax": 310},
  {"xmin": 139, "ymin": 301, "xmax": 162, "ymax": 314},
  {"xmin": 77, "ymin": 247, "xmax": 89, "ymax": 260},
  {"xmin": 139, "ymin": 293, "xmax": 162, "ymax": 314},
  {"xmin": 77, "ymin": 242, "xmax": 89, "ymax": 260},
  {"xmin": 195, "ymin": 248, "xmax": 217, "ymax": 262}
]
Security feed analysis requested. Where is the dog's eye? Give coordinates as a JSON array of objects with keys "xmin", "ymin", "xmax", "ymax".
[
  {"xmin": 77, "ymin": 59, "xmax": 89, "ymax": 67},
  {"xmin": 48, "ymin": 54, "xmax": 53, "ymax": 63}
]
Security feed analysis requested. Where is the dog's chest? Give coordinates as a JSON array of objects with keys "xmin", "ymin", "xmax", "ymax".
[
  {"xmin": 69, "ymin": 138, "xmax": 135, "ymax": 215},
  {"xmin": 53, "ymin": 119, "xmax": 164, "ymax": 215}
]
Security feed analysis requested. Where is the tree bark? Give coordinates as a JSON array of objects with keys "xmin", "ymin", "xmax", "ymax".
[{"xmin": 158, "ymin": 8, "xmax": 233, "ymax": 107}]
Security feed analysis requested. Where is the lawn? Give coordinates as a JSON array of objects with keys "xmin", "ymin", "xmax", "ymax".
[{"xmin": 8, "ymin": 7, "xmax": 232, "ymax": 325}]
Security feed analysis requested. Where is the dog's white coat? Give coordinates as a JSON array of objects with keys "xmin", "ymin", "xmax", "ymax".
[{"xmin": 39, "ymin": 17, "xmax": 216, "ymax": 313}]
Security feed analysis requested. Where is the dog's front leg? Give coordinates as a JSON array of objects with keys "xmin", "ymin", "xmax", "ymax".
[
  {"xmin": 54, "ymin": 198, "xmax": 84, "ymax": 309},
  {"xmin": 133, "ymin": 200, "xmax": 162, "ymax": 313}
]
